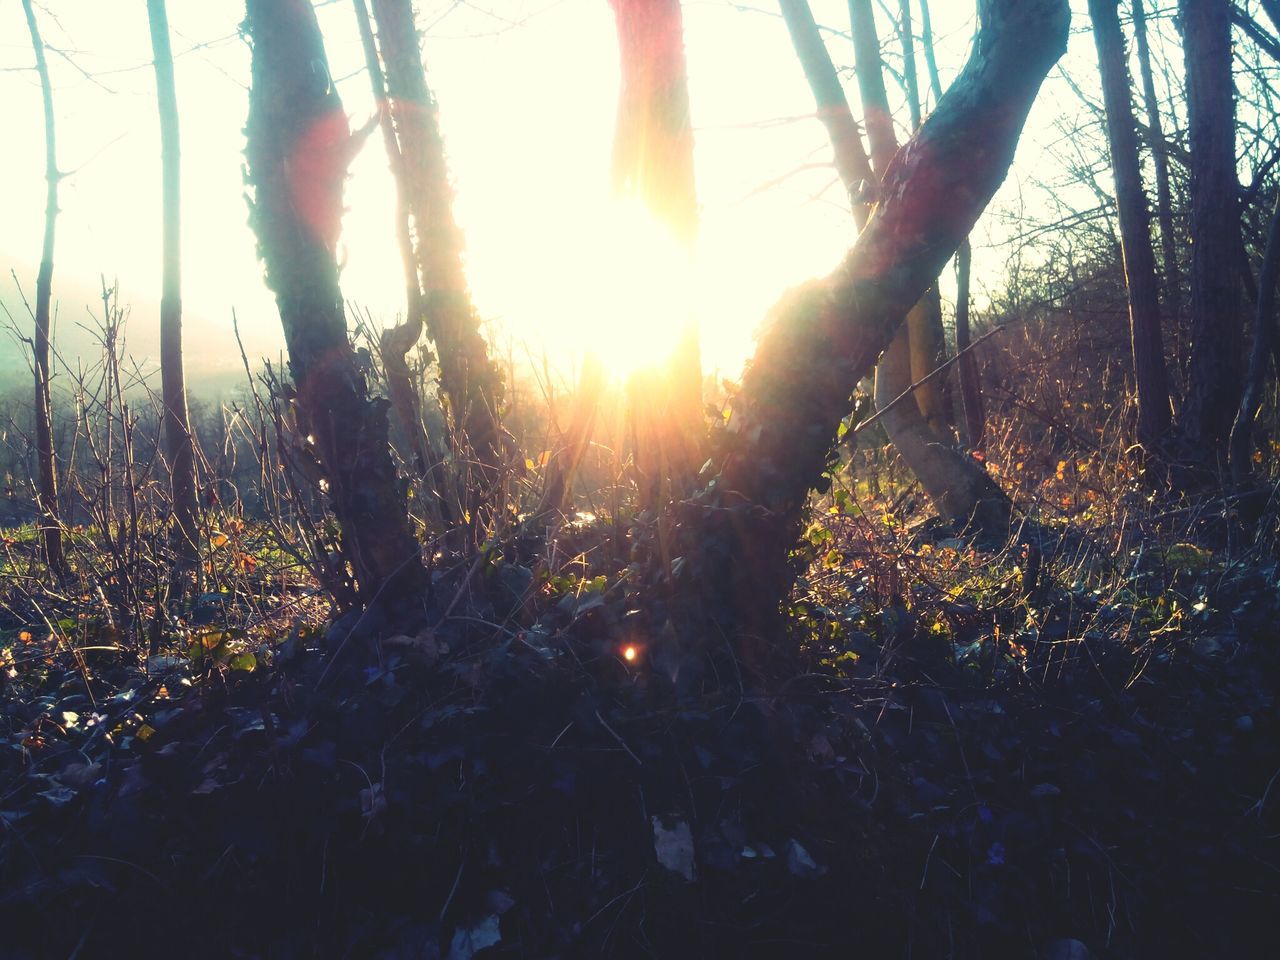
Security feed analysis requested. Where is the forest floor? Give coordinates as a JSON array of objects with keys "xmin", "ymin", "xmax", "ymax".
[{"xmin": 1, "ymin": 477, "xmax": 1278, "ymax": 959}]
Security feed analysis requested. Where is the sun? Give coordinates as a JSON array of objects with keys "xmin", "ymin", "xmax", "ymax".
[{"xmin": 564, "ymin": 200, "xmax": 698, "ymax": 383}]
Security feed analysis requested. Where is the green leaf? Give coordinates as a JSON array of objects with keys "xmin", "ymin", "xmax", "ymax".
[{"xmin": 229, "ymin": 652, "xmax": 257, "ymax": 672}]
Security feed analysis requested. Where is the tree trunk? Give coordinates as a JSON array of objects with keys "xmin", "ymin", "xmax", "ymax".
[
  {"xmin": 609, "ymin": 0, "xmax": 704, "ymax": 499},
  {"xmin": 921, "ymin": 0, "xmax": 985, "ymax": 448},
  {"xmin": 848, "ymin": 0, "xmax": 998, "ymax": 526},
  {"xmin": 685, "ymin": 0, "xmax": 1068, "ymax": 646},
  {"xmin": 1132, "ymin": 0, "xmax": 1182, "ymax": 326},
  {"xmin": 243, "ymin": 0, "xmax": 428, "ymax": 613},
  {"xmin": 1088, "ymin": 0, "xmax": 1171, "ymax": 451},
  {"xmin": 21, "ymin": 0, "xmax": 66, "ymax": 579},
  {"xmin": 353, "ymin": 0, "xmax": 450, "ymax": 527},
  {"xmin": 953, "ymin": 238, "xmax": 985, "ymax": 448},
  {"xmin": 1229, "ymin": 193, "xmax": 1280, "ymax": 482},
  {"xmin": 147, "ymin": 0, "xmax": 200, "ymax": 582},
  {"xmin": 371, "ymin": 0, "xmax": 504, "ymax": 521},
  {"xmin": 1176, "ymin": 0, "xmax": 1245, "ymax": 463}
]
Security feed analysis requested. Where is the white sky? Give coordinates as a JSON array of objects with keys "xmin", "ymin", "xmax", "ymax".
[{"xmin": 0, "ymin": 1, "xmax": 1106, "ymax": 383}]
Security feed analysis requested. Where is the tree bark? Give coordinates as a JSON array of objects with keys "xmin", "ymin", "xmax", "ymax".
[
  {"xmin": 371, "ymin": 0, "xmax": 504, "ymax": 520},
  {"xmin": 243, "ymin": 0, "xmax": 428, "ymax": 613},
  {"xmin": 353, "ymin": 0, "xmax": 450, "ymax": 527},
  {"xmin": 687, "ymin": 0, "xmax": 1068, "ymax": 643},
  {"xmin": 1176, "ymin": 0, "xmax": 1245, "ymax": 463},
  {"xmin": 1088, "ymin": 0, "xmax": 1172, "ymax": 451},
  {"xmin": 1131, "ymin": 0, "xmax": 1183, "ymax": 328},
  {"xmin": 147, "ymin": 0, "xmax": 200, "ymax": 581},
  {"xmin": 21, "ymin": 0, "xmax": 66, "ymax": 579}
]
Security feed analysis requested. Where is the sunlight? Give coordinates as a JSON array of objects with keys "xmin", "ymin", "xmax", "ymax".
[{"xmin": 566, "ymin": 200, "xmax": 697, "ymax": 383}]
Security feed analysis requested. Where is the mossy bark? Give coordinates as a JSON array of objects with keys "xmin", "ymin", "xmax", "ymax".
[{"xmin": 244, "ymin": 0, "xmax": 428, "ymax": 612}]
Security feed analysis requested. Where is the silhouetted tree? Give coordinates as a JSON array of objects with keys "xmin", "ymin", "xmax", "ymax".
[
  {"xmin": 243, "ymin": 0, "xmax": 428, "ymax": 612},
  {"xmin": 1176, "ymin": 0, "xmax": 1245, "ymax": 464},
  {"xmin": 21, "ymin": 0, "xmax": 66, "ymax": 578},
  {"xmin": 1089, "ymin": 0, "xmax": 1171, "ymax": 450},
  {"xmin": 147, "ymin": 0, "xmax": 201, "ymax": 582}
]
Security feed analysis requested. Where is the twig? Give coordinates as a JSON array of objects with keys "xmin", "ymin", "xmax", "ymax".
[{"xmin": 595, "ymin": 709, "xmax": 642, "ymax": 767}]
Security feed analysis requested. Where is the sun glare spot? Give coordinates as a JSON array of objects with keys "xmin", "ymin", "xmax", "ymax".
[{"xmin": 571, "ymin": 201, "xmax": 695, "ymax": 383}]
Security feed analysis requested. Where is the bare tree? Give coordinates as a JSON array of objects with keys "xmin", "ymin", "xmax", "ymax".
[
  {"xmin": 920, "ymin": 0, "xmax": 985, "ymax": 448},
  {"xmin": 1132, "ymin": 0, "xmax": 1183, "ymax": 325},
  {"xmin": 684, "ymin": 0, "xmax": 1069, "ymax": 643},
  {"xmin": 351, "ymin": 0, "xmax": 449, "ymax": 527},
  {"xmin": 1088, "ymin": 0, "xmax": 1171, "ymax": 450},
  {"xmin": 21, "ymin": 0, "xmax": 66, "ymax": 578},
  {"xmin": 845, "ymin": 0, "xmax": 1006, "ymax": 530},
  {"xmin": 371, "ymin": 0, "xmax": 504, "ymax": 524},
  {"xmin": 1176, "ymin": 0, "xmax": 1245, "ymax": 464},
  {"xmin": 609, "ymin": 0, "xmax": 704, "ymax": 499},
  {"xmin": 243, "ymin": 0, "xmax": 428, "ymax": 612},
  {"xmin": 147, "ymin": 0, "xmax": 200, "ymax": 581}
]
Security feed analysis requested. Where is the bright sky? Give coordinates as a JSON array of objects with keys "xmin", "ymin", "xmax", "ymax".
[{"xmin": 0, "ymin": 1, "xmax": 1095, "ymax": 385}]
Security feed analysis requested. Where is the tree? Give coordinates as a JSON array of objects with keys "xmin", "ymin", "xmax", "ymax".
[
  {"xmin": 352, "ymin": 0, "xmax": 450, "ymax": 527},
  {"xmin": 1132, "ymin": 0, "xmax": 1183, "ymax": 326},
  {"xmin": 147, "ymin": 0, "xmax": 201, "ymax": 582},
  {"xmin": 1088, "ymin": 0, "xmax": 1171, "ymax": 451},
  {"xmin": 844, "ymin": 0, "xmax": 1007, "ymax": 531},
  {"xmin": 370, "ymin": 0, "xmax": 504, "ymax": 525},
  {"xmin": 243, "ymin": 0, "xmax": 428, "ymax": 612},
  {"xmin": 681, "ymin": 0, "xmax": 1069, "ymax": 647},
  {"xmin": 21, "ymin": 0, "xmax": 66, "ymax": 578},
  {"xmin": 609, "ymin": 0, "xmax": 704, "ymax": 500},
  {"xmin": 1176, "ymin": 0, "xmax": 1245, "ymax": 464}
]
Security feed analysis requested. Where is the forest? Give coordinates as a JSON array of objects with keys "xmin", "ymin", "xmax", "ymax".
[{"xmin": 0, "ymin": 0, "xmax": 1278, "ymax": 956}]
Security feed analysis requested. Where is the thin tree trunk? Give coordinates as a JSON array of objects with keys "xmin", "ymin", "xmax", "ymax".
[
  {"xmin": 371, "ymin": 0, "xmax": 504, "ymax": 521},
  {"xmin": 1132, "ymin": 0, "xmax": 1182, "ymax": 326},
  {"xmin": 921, "ymin": 0, "xmax": 985, "ymax": 448},
  {"xmin": 147, "ymin": 0, "xmax": 200, "ymax": 583},
  {"xmin": 687, "ymin": 0, "xmax": 1068, "ymax": 647},
  {"xmin": 894, "ymin": 0, "xmax": 952, "ymax": 436},
  {"xmin": 776, "ymin": 0, "xmax": 874, "ymax": 221},
  {"xmin": 953, "ymin": 238, "xmax": 985, "ymax": 448},
  {"xmin": 1089, "ymin": 0, "xmax": 1171, "ymax": 451},
  {"xmin": 243, "ymin": 0, "xmax": 428, "ymax": 614},
  {"xmin": 1229, "ymin": 194, "xmax": 1280, "ymax": 482},
  {"xmin": 22, "ymin": 0, "xmax": 66, "ymax": 579},
  {"xmin": 1176, "ymin": 0, "xmax": 1245, "ymax": 463},
  {"xmin": 352, "ymin": 0, "xmax": 449, "ymax": 527}
]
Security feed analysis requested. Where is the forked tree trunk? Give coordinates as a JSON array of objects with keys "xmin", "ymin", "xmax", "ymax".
[
  {"xmin": 1088, "ymin": 0, "xmax": 1171, "ymax": 451},
  {"xmin": 609, "ymin": 0, "xmax": 704, "ymax": 498},
  {"xmin": 371, "ymin": 0, "xmax": 504, "ymax": 520},
  {"xmin": 847, "ymin": 0, "xmax": 1004, "ymax": 529},
  {"xmin": 147, "ymin": 0, "xmax": 201, "ymax": 580},
  {"xmin": 352, "ymin": 0, "xmax": 449, "ymax": 527},
  {"xmin": 22, "ymin": 0, "xmax": 66, "ymax": 579},
  {"xmin": 1176, "ymin": 0, "xmax": 1244, "ymax": 464},
  {"xmin": 243, "ymin": 0, "xmax": 428, "ymax": 612},
  {"xmin": 1132, "ymin": 0, "xmax": 1183, "ymax": 326},
  {"xmin": 684, "ymin": 0, "xmax": 1068, "ymax": 646}
]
